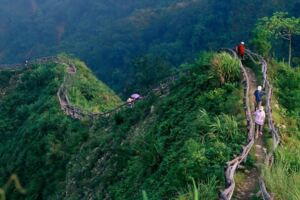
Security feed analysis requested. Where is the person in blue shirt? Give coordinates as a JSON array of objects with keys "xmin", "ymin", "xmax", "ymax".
[{"xmin": 253, "ymin": 86, "xmax": 264, "ymax": 111}]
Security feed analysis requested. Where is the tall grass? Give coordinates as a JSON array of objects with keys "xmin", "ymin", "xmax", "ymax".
[
  {"xmin": 142, "ymin": 178, "xmax": 218, "ymax": 200},
  {"xmin": 142, "ymin": 190, "xmax": 149, "ymax": 200},
  {"xmin": 211, "ymin": 52, "xmax": 240, "ymax": 85},
  {"xmin": 263, "ymin": 149, "xmax": 300, "ymax": 200},
  {"xmin": 177, "ymin": 177, "xmax": 218, "ymax": 200},
  {"xmin": 263, "ymin": 59, "xmax": 300, "ymax": 199},
  {"xmin": 210, "ymin": 114, "xmax": 239, "ymax": 140}
]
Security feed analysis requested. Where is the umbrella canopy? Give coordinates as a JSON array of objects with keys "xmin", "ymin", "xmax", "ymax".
[{"xmin": 131, "ymin": 93, "xmax": 141, "ymax": 99}]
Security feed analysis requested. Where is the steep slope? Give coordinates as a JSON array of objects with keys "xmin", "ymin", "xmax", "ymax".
[
  {"xmin": 65, "ymin": 52, "xmax": 247, "ymax": 200},
  {"xmin": 61, "ymin": 57, "xmax": 122, "ymax": 114},
  {"xmin": 1, "ymin": 51, "xmax": 289, "ymax": 200},
  {"xmin": 0, "ymin": 57, "xmax": 121, "ymax": 199}
]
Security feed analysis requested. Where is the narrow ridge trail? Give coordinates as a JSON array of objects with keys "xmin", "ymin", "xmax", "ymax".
[
  {"xmin": 219, "ymin": 49, "xmax": 279, "ymax": 200},
  {"xmin": 57, "ymin": 60, "xmax": 179, "ymax": 120},
  {"xmin": 234, "ymin": 66, "xmax": 267, "ymax": 200},
  {"xmin": 220, "ymin": 49, "xmax": 280, "ymax": 200},
  {"xmin": 0, "ymin": 52, "xmax": 279, "ymax": 199},
  {"xmin": 0, "ymin": 56, "xmax": 178, "ymax": 120}
]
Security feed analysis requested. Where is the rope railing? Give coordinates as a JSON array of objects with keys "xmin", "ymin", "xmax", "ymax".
[{"xmin": 219, "ymin": 49, "xmax": 255, "ymax": 200}]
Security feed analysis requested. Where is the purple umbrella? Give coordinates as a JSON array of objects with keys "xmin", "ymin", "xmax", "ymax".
[{"xmin": 131, "ymin": 93, "xmax": 141, "ymax": 100}]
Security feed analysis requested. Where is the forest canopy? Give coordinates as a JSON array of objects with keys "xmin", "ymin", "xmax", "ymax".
[{"xmin": 0, "ymin": 0, "xmax": 300, "ymax": 91}]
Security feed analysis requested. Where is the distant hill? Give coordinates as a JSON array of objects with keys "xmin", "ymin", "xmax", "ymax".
[{"xmin": 0, "ymin": 56, "xmax": 122, "ymax": 199}]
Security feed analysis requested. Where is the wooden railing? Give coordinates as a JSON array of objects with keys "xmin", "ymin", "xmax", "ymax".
[
  {"xmin": 245, "ymin": 50, "xmax": 280, "ymax": 152},
  {"xmin": 219, "ymin": 48, "xmax": 255, "ymax": 200},
  {"xmin": 245, "ymin": 50, "xmax": 281, "ymax": 200},
  {"xmin": 218, "ymin": 49, "xmax": 280, "ymax": 200},
  {"xmin": 1, "ymin": 52, "xmax": 279, "ymax": 200},
  {"xmin": 57, "ymin": 61, "xmax": 180, "ymax": 120},
  {"xmin": 0, "ymin": 55, "xmax": 181, "ymax": 120}
]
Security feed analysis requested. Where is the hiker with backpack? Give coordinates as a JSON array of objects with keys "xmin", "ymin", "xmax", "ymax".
[
  {"xmin": 253, "ymin": 85, "xmax": 265, "ymax": 111},
  {"xmin": 236, "ymin": 41, "xmax": 245, "ymax": 60}
]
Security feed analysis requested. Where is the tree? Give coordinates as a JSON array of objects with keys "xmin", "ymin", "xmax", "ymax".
[
  {"xmin": 251, "ymin": 23, "xmax": 272, "ymax": 57},
  {"xmin": 262, "ymin": 12, "xmax": 300, "ymax": 66},
  {"xmin": 125, "ymin": 55, "xmax": 172, "ymax": 95}
]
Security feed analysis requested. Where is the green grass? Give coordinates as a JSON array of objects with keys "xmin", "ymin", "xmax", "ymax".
[
  {"xmin": 0, "ymin": 52, "xmax": 250, "ymax": 200},
  {"xmin": 64, "ymin": 53, "xmax": 247, "ymax": 200},
  {"xmin": 263, "ymin": 154, "xmax": 300, "ymax": 200},
  {"xmin": 259, "ymin": 60, "xmax": 300, "ymax": 200},
  {"xmin": 0, "ymin": 56, "xmax": 123, "ymax": 199},
  {"xmin": 177, "ymin": 177, "xmax": 218, "ymax": 200},
  {"xmin": 234, "ymin": 172, "xmax": 246, "ymax": 185},
  {"xmin": 63, "ymin": 57, "xmax": 123, "ymax": 113},
  {"xmin": 211, "ymin": 52, "xmax": 240, "ymax": 85}
]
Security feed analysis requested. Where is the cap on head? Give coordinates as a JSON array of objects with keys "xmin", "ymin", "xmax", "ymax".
[
  {"xmin": 241, "ymin": 41, "xmax": 245, "ymax": 45},
  {"xmin": 259, "ymin": 106, "xmax": 264, "ymax": 111},
  {"xmin": 258, "ymin": 86, "xmax": 262, "ymax": 91}
]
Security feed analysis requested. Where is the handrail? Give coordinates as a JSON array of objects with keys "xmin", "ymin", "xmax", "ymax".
[
  {"xmin": 219, "ymin": 49, "xmax": 255, "ymax": 200},
  {"xmin": 0, "ymin": 51, "xmax": 279, "ymax": 200},
  {"xmin": 0, "ymin": 55, "xmax": 181, "ymax": 119},
  {"xmin": 57, "ymin": 61, "xmax": 179, "ymax": 120},
  {"xmin": 245, "ymin": 50, "xmax": 281, "ymax": 200}
]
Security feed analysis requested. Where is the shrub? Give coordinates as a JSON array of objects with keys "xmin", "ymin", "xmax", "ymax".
[{"xmin": 211, "ymin": 52, "xmax": 240, "ymax": 85}]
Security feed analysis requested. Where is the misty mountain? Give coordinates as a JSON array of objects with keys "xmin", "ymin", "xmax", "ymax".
[{"xmin": 0, "ymin": 0, "xmax": 300, "ymax": 91}]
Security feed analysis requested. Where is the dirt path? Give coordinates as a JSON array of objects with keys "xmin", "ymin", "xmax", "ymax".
[{"xmin": 234, "ymin": 67, "xmax": 267, "ymax": 200}]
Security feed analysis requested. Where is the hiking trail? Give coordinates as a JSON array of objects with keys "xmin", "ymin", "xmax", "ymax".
[
  {"xmin": 220, "ymin": 49, "xmax": 280, "ymax": 200},
  {"xmin": 234, "ymin": 67, "xmax": 267, "ymax": 200},
  {"xmin": 0, "ymin": 50, "xmax": 279, "ymax": 200}
]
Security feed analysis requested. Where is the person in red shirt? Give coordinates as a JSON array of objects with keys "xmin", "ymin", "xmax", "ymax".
[{"xmin": 236, "ymin": 41, "xmax": 245, "ymax": 60}]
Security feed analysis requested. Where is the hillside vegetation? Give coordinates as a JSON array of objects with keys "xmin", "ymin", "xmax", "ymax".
[
  {"xmin": 1, "ymin": 3, "xmax": 300, "ymax": 199},
  {"xmin": 0, "ymin": 58, "xmax": 121, "ymax": 199},
  {"xmin": 1, "ymin": 48, "xmax": 300, "ymax": 200},
  {"xmin": 65, "ymin": 58, "xmax": 122, "ymax": 113},
  {"xmin": 0, "ymin": 52, "xmax": 248, "ymax": 199},
  {"xmin": 64, "ymin": 52, "xmax": 247, "ymax": 200},
  {"xmin": 261, "ymin": 61, "xmax": 300, "ymax": 200}
]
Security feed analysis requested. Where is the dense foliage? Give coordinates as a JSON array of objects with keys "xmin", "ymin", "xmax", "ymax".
[
  {"xmin": 250, "ymin": 60, "xmax": 300, "ymax": 199},
  {"xmin": 211, "ymin": 52, "xmax": 240, "ymax": 85},
  {"xmin": 0, "ymin": 59, "xmax": 121, "ymax": 199},
  {"xmin": 251, "ymin": 12, "xmax": 300, "ymax": 66},
  {"xmin": 1, "ymin": 1, "xmax": 300, "ymax": 199},
  {"xmin": 64, "ymin": 53, "xmax": 247, "ymax": 200},
  {"xmin": 66, "ymin": 58, "xmax": 122, "ymax": 112}
]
